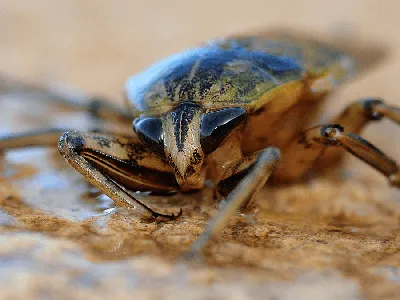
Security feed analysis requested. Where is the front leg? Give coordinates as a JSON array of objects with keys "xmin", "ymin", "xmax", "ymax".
[
  {"xmin": 184, "ymin": 147, "xmax": 280, "ymax": 260},
  {"xmin": 58, "ymin": 131, "xmax": 181, "ymax": 220}
]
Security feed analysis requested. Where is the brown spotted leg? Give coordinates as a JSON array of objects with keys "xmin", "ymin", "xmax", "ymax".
[
  {"xmin": 321, "ymin": 125, "xmax": 400, "ymax": 185},
  {"xmin": 1, "ymin": 129, "xmax": 181, "ymax": 220},
  {"xmin": 184, "ymin": 147, "xmax": 280, "ymax": 260},
  {"xmin": 57, "ymin": 131, "xmax": 182, "ymax": 220},
  {"xmin": 274, "ymin": 98, "xmax": 400, "ymax": 183},
  {"xmin": 275, "ymin": 123, "xmax": 400, "ymax": 186},
  {"xmin": 319, "ymin": 98, "xmax": 400, "ymax": 165}
]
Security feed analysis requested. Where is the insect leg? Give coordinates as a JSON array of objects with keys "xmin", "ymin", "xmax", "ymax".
[
  {"xmin": 0, "ymin": 128, "xmax": 68, "ymax": 172},
  {"xmin": 276, "ymin": 124, "xmax": 400, "ymax": 186},
  {"xmin": 319, "ymin": 98, "xmax": 400, "ymax": 165},
  {"xmin": 215, "ymin": 151, "xmax": 262, "ymax": 200},
  {"xmin": 184, "ymin": 147, "xmax": 280, "ymax": 260},
  {"xmin": 0, "ymin": 128, "xmax": 68, "ymax": 149},
  {"xmin": 329, "ymin": 98, "xmax": 400, "ymax": 131},
  {"xmin": 1, "ymin": 75, "xmax": 131, "ymax": 123},
  {"xmin": 57, "ymin": 131, "xmax": 181, "ymax": 220},
  {"xmin": 318, "ymin": 124, "xmax": 400, "ymax": 186}
]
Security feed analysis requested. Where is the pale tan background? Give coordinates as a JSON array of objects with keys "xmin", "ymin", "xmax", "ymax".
[
  {"xmin": 2, "ymin": 0, "xmax": 400, "ymax": 100},
  {"xmin": 2, "ymin": 0, "xmax": 400, "ymax": 155},
  {"xmin": 1, "ymin": 1, "xmax": 400, "ymax": 299}
]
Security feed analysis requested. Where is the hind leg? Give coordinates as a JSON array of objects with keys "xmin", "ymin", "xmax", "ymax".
[{"xmin": 1, "ymin": 74, "xmax": 132, "ymax": 123}]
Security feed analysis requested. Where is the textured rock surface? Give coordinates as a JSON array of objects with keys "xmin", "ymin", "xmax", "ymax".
[{"xmin": 1, "ymin": 1, "xmax": 400, "ymax": 299}]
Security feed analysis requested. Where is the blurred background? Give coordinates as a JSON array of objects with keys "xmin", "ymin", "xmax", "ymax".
[
  {"xmin": 1, "ymin": 1, "xmax": 400, "ymax": 299},
  {"xmin": 1, "ymin": 0, "xmax": 399, "ymax": 101},
  {"xmin": 2, "ymin": 0, "xmax": 400, "ymax": 166}
]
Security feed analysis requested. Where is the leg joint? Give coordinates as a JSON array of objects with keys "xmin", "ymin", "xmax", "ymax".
[
  {"xmin": 88, "ymin": 97, "xmax": 106, "ymax": 118},
  {"xmin": 359, "ymin": 98, "xmax": 384, "ymax": 120},
  {"xmin": 58, "ymin": 131, "xmax": 86, "ymax": 156},
  {"xmin": 320, "ymin": 124, "xmax": 344, "ymax": 139}
]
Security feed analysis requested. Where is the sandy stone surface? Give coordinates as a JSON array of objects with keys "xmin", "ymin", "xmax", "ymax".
[{"xmin": 1, "ymin": 1, "xmax": 400, "ymax": 299}]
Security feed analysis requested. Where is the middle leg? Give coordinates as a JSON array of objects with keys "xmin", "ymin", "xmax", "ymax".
[{"xmin": 184, "ymin": 147, "xmax": 281, "ymax": 260}]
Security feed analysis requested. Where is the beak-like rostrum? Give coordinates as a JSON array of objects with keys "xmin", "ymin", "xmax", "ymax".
[{"xmin": 162, "ymin": 103, "xmax": 205, "ymax": 190}]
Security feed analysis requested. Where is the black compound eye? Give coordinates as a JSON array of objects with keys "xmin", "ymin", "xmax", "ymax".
[
  {"xmin": 200, "ymin": 107, "xmax": 246, "ymax": 154},
  {"xmin": 133, "ymin": 117, "xmax": 164, "ymax": 156}
]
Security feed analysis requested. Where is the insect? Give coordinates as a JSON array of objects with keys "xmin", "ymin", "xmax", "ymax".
[{"xmin": 1, "ymin": 31, "xmax": 400, "ymax": 255}]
